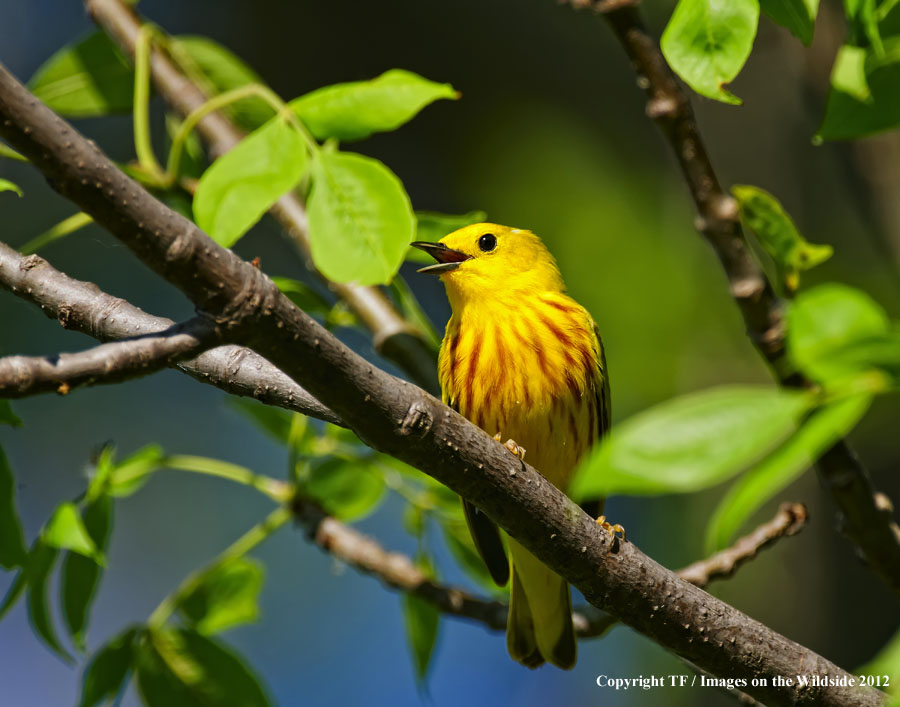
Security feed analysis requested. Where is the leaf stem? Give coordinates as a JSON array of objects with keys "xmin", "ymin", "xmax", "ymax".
[
  {"xmin": 147, "ymin": 505, "xmax": 291, "ymax": 628},
  {"xmin": 162, "ymin": 455, "xmax": 291, "ymax": 502},
  {"xmin": 133, "ymin": 25, "xmax": 165, "ymax": 181}
]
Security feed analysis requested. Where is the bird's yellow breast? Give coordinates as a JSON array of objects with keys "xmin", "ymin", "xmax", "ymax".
[{"xmin": 439, "ymin": 290, "xmax": 605, "ymax": 488}]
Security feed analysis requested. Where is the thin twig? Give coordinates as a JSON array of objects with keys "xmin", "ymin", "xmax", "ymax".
[
  {"xmin": 85, "ymin": 0, "xmax": 440, "ymax": 394},
  {"xmin": 566, "ymin": 0, "xmax": 900, "ymax": 598},
  {"xmin": 0, "ymin": 62, "xmax": 883, "ymax": 706},
  {"xmin": 0, "ymin": 242, "xmax": 343, "ymax": 426}
]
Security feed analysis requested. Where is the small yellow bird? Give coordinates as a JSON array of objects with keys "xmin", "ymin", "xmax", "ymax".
[{"xmin": 413, "ymin": 223, "xmax": 610, "ymax": 670}]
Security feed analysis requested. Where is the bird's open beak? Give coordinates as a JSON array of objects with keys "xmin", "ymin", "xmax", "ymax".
[{"xmin": 410, "ymin": 241, "xmax": 473, "ymax": 274}]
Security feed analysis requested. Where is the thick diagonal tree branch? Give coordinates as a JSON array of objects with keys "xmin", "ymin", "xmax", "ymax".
[
  {"xmin": 0, "ymin": 314, "xmax": 217, "ymax": 396},
  {"xmin": 84, "ymin": 0, "xmax": 440, "ymax": 394},
  {"xmin": 0, "ymin": 65, "xmax": 882, "ymax": 706},
  {"xmin": 568, "ymin": 0, "xmax": 900, "ymax": 597},
  {"xmin": 0, "ymin": 242, "xmax": 342, "ymax": 425}
]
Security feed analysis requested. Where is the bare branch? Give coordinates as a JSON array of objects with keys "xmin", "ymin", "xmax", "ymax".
[
  {"xmin": 0, "ymin": 242, "xmax": 343, "ymax": 426},
  {"xmin": 84, "ymin": 0, "xmax": 440, "ymax": 394},
  {"xmin": 0, "ymin": 314, "xmax": 216, "ymax": 397},
  {"xmin": 567, "ymin": 0, "xmax": 900, "ymax": 598},
  {"xmin": 0, "ymin": 65, "xmax": 881, "ymax": 706}
]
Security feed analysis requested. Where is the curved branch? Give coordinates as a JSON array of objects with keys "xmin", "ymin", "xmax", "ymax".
[
  {"xmin": 0, "ymin": 242, "xmax": 343, "ymax": 426},
  {"xmin": 0, "ymin": 65, "xmax": 881, "ymax": 706},
  {"xmin": 84, "ymin": 0, "xmax": 440, "ymax": 394},
  {"xmin": 0, "ymin": 315, "xmax": 217, "ymax": 397},
  {"xmin": 568, "ymin": 0, "xmax": 900, "ymax": 598}
]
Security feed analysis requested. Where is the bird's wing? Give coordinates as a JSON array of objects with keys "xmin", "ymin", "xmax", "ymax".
[{"xmin": 580, "ymin": 320, "xmax": 611, "ymax": 519}]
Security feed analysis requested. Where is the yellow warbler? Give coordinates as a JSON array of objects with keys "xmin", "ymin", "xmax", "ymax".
[{"xmin": 413, "ymin": 223, "xmax": 610, "ymax": 670}]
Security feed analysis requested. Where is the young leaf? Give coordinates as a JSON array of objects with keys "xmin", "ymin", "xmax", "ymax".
[
  {"xmin": 170, "ymin": 36, "xmax": 276, "ymax": 131},
  {"xmin": 0, "ymin": 179, "xmax": 22, "ymax": 197},
  {"xmin": 270, "ymin": 276, "xmax": 333, "ymax": 317},
  {"xmin": 0, "ymin": 444, "xmax": 27, "ymax": 569},
  {"xmin": 103, "ymin": 444, "xmax": 166, "ymax": 498},
  {"xmin": 178, "ymin": 558, "xmax": 264, "ymax": 635},
  {"xmin": 63, "ymin": 495, "xmax": 113, "ymax": 651},
  {"xmin": 0, "ymin": 400, "xmax": 22, "ymax": 427},
  {"xmin": 705, "ymin": 393, "xmax": 871, "ymax": 551},
  {"xmin": 407, "ymin": 210, "xmax": 488, "ymax": 264},
  {"xmin": 787, "ymin": 283, "xmax": 890, "ymax": 384},
  {"xmin": 78, "ymin": 626, "xmax": 138, "ymax": 707},
  {"xmin": 660, "ymin": 0, "xmax": 760, "ymax": 105},
  {"xmin": 29, "ymin": 32, "xmax": 135, "ymax": 117},
  {"xmin": 42, "ymin": 502, "xmax": 104, "ymax": 565},
  {"xmin": 307, "ymin": 151, "xmax": 415, "ymax": 285},
  {"xmin": 731, "ymin": 184, "xmax": 832, "ymax": 292},
  {"xmin": 403, "ymin": 593, "xmax": 440, "ymax": 684},
  {"xmin": 136, "ymin": 627, "xmax": 270, "ymax": 707},
  {"xmin": 305, "ymin": 458, "xmax": 385, "ymax": 521},
  {"xmin": 26, "ymin": 541, "xmax": 73, "ymax": 663},
  {"xmin": 759, "ymin": 0, "xmax": 819, "ymax": 45},
  {"xmin": 193, "ymin": 115, "xmax": 308, "ymax": 248},
  {"xmin": 290, "ymin": 69, "xmax": 458, "ymax": 141},
  {"xmin": 570, "ymin": 386, "xmax": 813, "ymax": 500},
  {"xmin": 817, "ymin": 39, "xmax": 900, "ymax": 140}
]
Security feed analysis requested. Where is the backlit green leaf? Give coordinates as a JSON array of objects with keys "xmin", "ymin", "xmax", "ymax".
[
  {"xmin": 101, "ymin": 444, "xmax": 166, "ymax": 498},
  {"xmin": 760, "ymin": 0, "xmax": 819, "ymax": 45},
  {"xmin": 705, "ymin": 393, "xmax": 871, "ymax": 551},
  {"xmin": 787, "ymin": 283, "xmax": 890, "ymax": 384},
  {"xmin": 43, "ymin": 502, "xmax": 104, "ymax": 565},
  {"xmin": 403, "ymin": 593, "xmax": 440, "ymax": 683},
  {"xmin": 63, "ymin": 495, "xmax": 113, "ymax": 651},
  {"xmin": 660, "ymin": 0, "xmax": 760, "ymax": 105},
  {"xmin": 26, "ymin": 541, "xmax": 72, "ymax": 662},
  {"xmin": 178, "ymin": 558, "xmax": 264, "ymax": 635},
  {"xmin": 305, "ymin": 458, "xmax": 385, "ymax": 521},
  {"xmin": 194, "ymin": 115, "xmax": 308, "ymax": 248},
  {"xmin": 0, "ymin": 444, "xmax": 26, "ymax": 569},
  {"xmin": 732, "ymin": 184, "xmax": 832, "ymax": 292},
  {"xmin": 290, "ymin": 69, "xmax": 458, "ymax": 141},
  {"xmin": 78, "ymin": 627, "xmax": 138, "ymax": 707},
  {"xmin": 136, "ymin": 627, "xmax": 270, "ymax": 707},
  {"xmin": 307, "ymin": 151, "xmax": 414, "ymax": 285},
  {"xmin": 570, "ymin": 385, "xmax": 813, "ymax": 499},
  {"xmin": 171, "ymin": 36, "xmax": 275, "ymax": 131},
  {"xmin": 29, "ymin": 32, "xmax": 135, "ymax": 117}
]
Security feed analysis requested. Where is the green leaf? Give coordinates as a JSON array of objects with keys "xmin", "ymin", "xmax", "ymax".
[
  {"xmin": 0, "ymin": 178, "xmax": 22, "ymax": 197},
  {"xmin": 19, "ymin": 212, "xmax": 94, "ymax": 255},
  {"xmin": 0, "ymin": 568, "xmax": 26, "ymax": 622},
  {"xmin": 787, "ymin": 283, "xmax": 890, "ymax": 384},
  {"xmin": 0, "ymin": 401, "xmax": 22, "ymax": 427},
  {"xmin": 305, "ymin": 458, "xmax": 385, "ymax": 521},
  {"xmin": 63, "ymin": 495, "xmax": 113, "ymax": 651},
  {"xmin": 817, "ymin": 39, "xmax": 900, "ymax": 140},
  {"xmin": 307, "ymin": 151, "xmax": 415, "ymax": 285},
  {"xmin": 441, "ymin": 521, "xmax": 499, "ymax": 591},
  {"xmin": 78, "ymin": 627, "xmax": 138, "ymax": 707},
  {"xmin": 29, "ymin": 32, "xmax": 135, "ymax": 117},
  {"xmin": 407, "ymin": 210, "xmax": 488, "ymax": 263},
  {"xmin": 706, "ymin": 393, "xmax": 871, "ymax": 551},
  {"xmin": 270, "ymin": 276, "xmax": 332, "ymax": 317},
  {"xmin": 178, "ymin": 558, "xmax": 264, "ymax": 635},
  {"xmin": 857, "ymin": 625, "xmax": 900, "ymax": 691},
  {"xmin": 388, "ymin": 276, "xmax": 441, "ymax": 351},
  {"xmin": 170, "ymin": 36, "xmax": 276, "ymax": 131},
  {"xmin": 660, "ymin": 0, "xmax": 760, "ymax": 105},
  {"xmin": 570, "ymin": 385, "xmax": 813, "ymax": 500},
  {"xmin": 290, "ymin": 69, "xmax": 458, "ymax": 141},
  {"xmin": 26, "ymin": 541, "xmax": 72, "ymax": 663},
  {"xmin": 102, "ymin": 444, "xmax": 166, "ymax": 498},
  {"xmin": 403, "ymin": 593, "xmax": 440, "ymax": 683},
  {"xmin": 820, "ymin": 332, "xmax": 900, "ymax": 386},
  {"xmin": 731, "ymin": 184, "xmax": 832, "ymax": 292},
  {"xmin": 0, "ymin": 444, "xmax": 27, "ymax": 569},
  {"xmin": 760, "ymin": 0, "xmax": 819, "ymax": 45},
  {"xmin": 136, "ymin": 627, "xmax": 270, "ymax": 707},
  {"xmin": 42, "ymin": 502, "xmax": 104, "ymax": 565},
  {"xmin": 194, "ymin": 115, "xmax": 308, "ymax": 248}
]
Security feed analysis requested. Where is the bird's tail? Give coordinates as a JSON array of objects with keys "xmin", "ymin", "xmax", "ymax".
[{"xmin": 506, "ymin": 538, "xmax": 576, "ymax": 670}]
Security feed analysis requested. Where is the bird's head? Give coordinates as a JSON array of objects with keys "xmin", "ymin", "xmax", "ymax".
[{"xmin": 411, "ymin": 223, "xmax": 564, "ymax": 304}]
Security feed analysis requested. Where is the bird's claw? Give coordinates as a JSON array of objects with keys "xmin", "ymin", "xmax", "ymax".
[
  {"xmin": 494, "ymin": 432, "xmax": 526, "ymax": 461},
  {"xmin": 596, "ymin": 515, "xmax": 626, "ymax": 541}
]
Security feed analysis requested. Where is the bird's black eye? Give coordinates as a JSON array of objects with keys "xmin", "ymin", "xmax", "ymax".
[{"xmin": 478, "ymin": 233, "xmax": 497, "ymax": 252}]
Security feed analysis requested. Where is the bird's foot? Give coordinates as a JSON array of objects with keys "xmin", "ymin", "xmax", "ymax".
[
  {"xmin": 596, "ymin": 515, "xmax": 626, "ymax": 541},
  {"xmin": 494, "ymin": 432, "xmax": 526, "ymax": 461}
]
